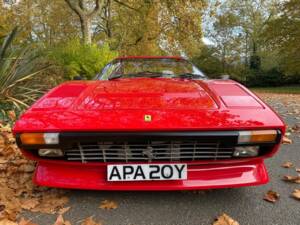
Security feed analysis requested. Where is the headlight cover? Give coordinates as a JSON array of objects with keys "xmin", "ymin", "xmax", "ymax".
[
  {"xmin": 233, "ymin": 146, "xmax": 259, "ymax": 157},
  {"xmin": 238, "ymin": 130, "xmax": 278, "ymax": 144}
]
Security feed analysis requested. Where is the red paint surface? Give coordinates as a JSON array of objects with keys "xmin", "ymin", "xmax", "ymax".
[
  {"xmin": 13, "ymin": 79, "xmax": 285, "ymax": 133},
  {"xmin": 13, "ymin": 57, "xmax": 285, "ymax": 190},
  {"xmin": 34, "ymin": 159, "xmax": 268, "ymax": 190}
]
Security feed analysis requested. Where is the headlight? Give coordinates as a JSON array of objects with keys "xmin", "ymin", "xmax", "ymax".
[
  {"xmin": 233, "ymin": 146, "xmax": 259, "ymax": 157},
  {"xmin": 238, "ymin": 130, "xmax": 277, "ymax": 144},
  {"xmin": 38, "ymin": 149, "xmax": 64, "ymax": 157},
  {"xmin": 20, "ymin": 133, "xmax": 59, "ymax": 145}
]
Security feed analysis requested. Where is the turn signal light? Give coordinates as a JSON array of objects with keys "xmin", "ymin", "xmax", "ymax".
[
  {"xmin": 238, "ymin": 130, "xmax": 277, "ymax": 144},
  {"xmin": 20, "ymin": 133, "xmax": 59, "ymax": 145}
]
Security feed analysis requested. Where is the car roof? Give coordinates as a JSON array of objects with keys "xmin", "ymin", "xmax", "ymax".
[{"xmin": 115, "ymin": 56, "xmax": 185, "ymax": 60}]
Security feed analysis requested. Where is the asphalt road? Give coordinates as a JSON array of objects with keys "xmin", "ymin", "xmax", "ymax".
[{"xmin": 23, "ymin": 94, "xmax": 300, "ymax": 225}]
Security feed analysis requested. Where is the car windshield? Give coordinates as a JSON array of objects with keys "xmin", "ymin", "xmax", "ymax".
[{"xmin": 96, "ymin": 58, "xmax": 206, "ymax": 80}]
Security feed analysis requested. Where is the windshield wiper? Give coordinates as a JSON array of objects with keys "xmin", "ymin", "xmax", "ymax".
[
  {"xmin": 108, "ymin": 71, "xmax": 169, "ymax": 80},
  {"xmin": 176, "ymin": 73, "xmax": 203, "ymax": 79}
]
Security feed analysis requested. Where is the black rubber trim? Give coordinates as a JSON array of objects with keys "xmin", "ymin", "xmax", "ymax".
[
  {"xmin": 15, "ymin": 130, "xmax": 282, "ymax": 150},
  {"xmin": 16, "ymin": 131, "xmax": 239, "ymax": 149}
]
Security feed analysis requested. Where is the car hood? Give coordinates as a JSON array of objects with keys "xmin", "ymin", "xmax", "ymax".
[
  {"xmin": 13, "ymin": 78, "xmax": 285, "ymax": 132},
  {"xmin": 76, "ymin": 78, "xmax": 218, "ymax": 110}
]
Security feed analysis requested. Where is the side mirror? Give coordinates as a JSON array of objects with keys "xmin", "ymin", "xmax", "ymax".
[
  {"xmin": 220, "ymin": 74, "xmax": 230, "ymax": 80},
  {"xmin": 73, "ymin": 75, "xmax": 82, "ymax": 80}
]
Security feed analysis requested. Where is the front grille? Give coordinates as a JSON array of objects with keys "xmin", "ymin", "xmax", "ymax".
[{"xmin": 64, "ymin": 140, "xmax": 235, "ymax": 163}]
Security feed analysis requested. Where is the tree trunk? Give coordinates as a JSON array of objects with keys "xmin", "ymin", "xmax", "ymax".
[
  {"xmin": 64, "ymin": 0, "xmax": 104, "ymax": 45},
  {"xmin": 80, "ymin": 16, "xmax": 92, "ymax": 45}
]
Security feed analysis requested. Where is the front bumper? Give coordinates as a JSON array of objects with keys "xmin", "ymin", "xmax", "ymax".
[{"xmin": 34, "ymin": 160, "xmax": 268, "ymax": 190}]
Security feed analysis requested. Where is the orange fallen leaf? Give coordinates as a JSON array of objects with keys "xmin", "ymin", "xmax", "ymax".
[
  {"xmin": 0, "ymin": 219, "xmax": 18, "ymax": 225},
  {"xmin": 283, "ymin": 175, "xmax": 300, "ymax": 184},
  {"xmin": 282, "ymin": 136, "xmax": 292, "ymax": 144},
  {"xmin": 291, "ymin": 124, "xmax": 300, "ymax": 132},
  {"xmin": 282, "ymin": 161, "xmax": 293, "ymax": 168},
  {"xmin": 263, "ymin": 190, "xmax": 280, "ymax": 203},
  {"xmin": 291, "ymin": 189, "xmax": 300, "ymax": 200},
  {"xmin": 0, "ymin": 135, "xmax": 5, "ymax": 149},
  {"xmin": 0, "ymin": 159, "xmax": 8, "ymax": 164},
  {"xmin": 99, "ymin": 200, "xmax": 118, "ymax": 210},
  {"xmin": 58, "ymin": 207, "xmax": 71, "ymax": 215},
  {"xmin": 53, "ymin": 215, "xmax": 71, "ymax": 225},
  {"xmin": 81, "ymin": 217, "xmax": 102, "ymax": 225},
  {"xmin": 213, "ymin": 213, "xmax": 239, "ymax": 225},
  {"xmin": 20, "ymin": 198, "xmax": 39, "ymax": 210}
]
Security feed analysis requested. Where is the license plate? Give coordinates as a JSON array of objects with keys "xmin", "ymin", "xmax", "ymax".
[{"xmin": 107, "ymin": 164, "xmax": 187, "ymax": 181}]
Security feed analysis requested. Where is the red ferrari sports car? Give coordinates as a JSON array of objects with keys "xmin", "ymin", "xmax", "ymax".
[{"xmin": 13, "ymin": 56, "xmax": 285, "ymax": 190}]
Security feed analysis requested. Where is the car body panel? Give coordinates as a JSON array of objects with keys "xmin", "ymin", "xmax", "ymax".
[
  {"xmin": 34, "ymin": 159, "xmax": 268, "ymax": 190},
  {"xmin": 13, "ymin": 56, "xmax": 285, "ymax": 190},
  {"xmin": 13, "ymin": 79, "xmax": 284, "ymax": 133}
]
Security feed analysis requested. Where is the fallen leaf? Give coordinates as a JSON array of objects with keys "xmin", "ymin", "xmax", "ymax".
[
  {"xmin": 282, "ymin": 161, "xmax": 293, "ymax": 168},
  {"xmin": 283, "ymin": 175, "xmax": 300, "ymax": 184},
  {"xmin": 0, "ymin": 219, "xmax": 18, "ymax": 225},
  {"xmin": 18, "ymin": 218, "xmax": 38, "ymax": 225},
  {"xmin": 99, "ymin": 200, "xmax": 118, "ymax": 210},
  {"xmin": 18, "ymin": 165, "xmax": 35, "ymax": 173},
  {"xmin": 282, "ymin": 136, "xmax": 292, "ymax": 144},
  {"xmin": 0, "ymin": 122, "xmax": 68, "ymax": 220},
  {"xmin": 296, "ymin": 168, "xmax": 300, "ymax": 173},
  {"xmin": 263, "ymin": 190, "xmax": 280, "ymax": 203},
  {"xmin": 20, "ymin": 199, "xmax": 39, "ymax": 210},
  {"xmin": 0, "ymin": 159, "xmax": 8, "ymax": 164},
  {"xmin": 291, "ymin": 124, "xmax": 300, "ymax": 132},
  {"xmin": 0, "ymin": 135, "xmax": 5, "ymax": 149},
  {"xmin": 58, "ymin": 207, "xmax": 71, "ymax": 215},
  {"xmin": 53, "ymin": 215, "xmax": 71, "ymax": 225},
  {"xmin": 81, "ymin": 217, "xmax": 102, "ymax": 225},
  {"xmin": 291, "ymin": 189, "xmax": 300, "ymax": 200},
  {"xmin": 213, "ymin": 213, "xmax": 239, "ymax": 225}
]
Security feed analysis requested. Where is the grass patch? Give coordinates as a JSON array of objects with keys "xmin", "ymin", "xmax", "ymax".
[{"xmin": 251, "ymin": 85, "xmax": 300, "ymax": 94}]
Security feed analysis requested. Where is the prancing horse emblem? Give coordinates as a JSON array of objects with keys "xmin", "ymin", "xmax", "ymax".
[
  {"xmin": 143, "ymin": 146, "xmax": 154, "ymax": 160},
  {"xmin": 144, "ymin": 114, "xmax": 152, "ymax": 122}
]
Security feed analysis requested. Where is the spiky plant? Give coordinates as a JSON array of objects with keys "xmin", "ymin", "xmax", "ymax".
[{"xmin": 0, "ymin": 27, "xmax": 47, "ymax": 119}]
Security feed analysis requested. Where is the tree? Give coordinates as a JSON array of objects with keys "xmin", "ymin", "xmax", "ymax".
[
  {"xmin": 264, "ymin": 0, "xmax": 300, "ymax": 79},
  {"xmin": 205, "ymin": 0, "xmax": 278, "ymax": 70},
  {"xmin": 64, "ymin": 0, "xmax": 106, "ymax": 44},
  {"xmin": 93, "ymin": 0, "xmax": 206, "ymax": 56}
]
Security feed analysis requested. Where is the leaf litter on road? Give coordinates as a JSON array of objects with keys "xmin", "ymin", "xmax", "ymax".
[
  {"xmin": 18, "ymin": 218, "xmax": 38, "ymax": 225},
  {"xmin": 58, "ymin": 207, "xmax": 71, "ymax": 215},
  {"xmin": 53, "ymin": 214, "xmax": 71, "ymax": 225},
  {"xmin": 281, "ymin": 161, "xmax": 293, "ymax": 168},
  {"xmin": 283, "ymin": 175, "xmax": 300, "ymax": 184},
  {"xmin": 80, "ymin": 217, "xmax": 102, "ymax": 225},
  {"xmin": 99, "ymin": 200, "xmax": 118, "ymax": 210},
  {"xmin": 0, "ymin": 123, "xmax": 69, "ymax": 223},
  {"xmin": 291, "ymin": 189, "xmax": 300, "ymax": 200},
  {"xmin": 263, "ymin": 190, "xmax": 280, "ymax": 203},
  {"xmin": 213, "ymin": 213, "xmax": 239, "ymax": 225},
  {"xmin": 282, "ymin": 136, "xmax": 293, "ymax": 144}
]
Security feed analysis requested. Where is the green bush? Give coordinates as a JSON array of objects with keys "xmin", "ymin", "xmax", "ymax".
[
  {"xmin": 245, "ymin": 68, "xmax": 284, "ymax": 87},
  {"xmin": 50, "ymin": 39, "xmax": 117, "ymax": 80}
]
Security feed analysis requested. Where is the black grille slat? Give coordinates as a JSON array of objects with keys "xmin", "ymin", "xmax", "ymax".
[{"xmin": 64, "ymin": 140, "xmax": 235, "ymax": 163}]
